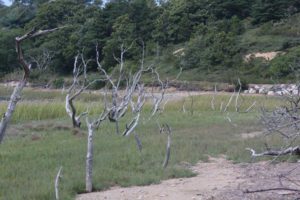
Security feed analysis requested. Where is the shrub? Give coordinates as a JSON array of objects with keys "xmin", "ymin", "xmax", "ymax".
[{"xmin": 52, "ymin": 77, "xmax": 64, "ymax": 89}]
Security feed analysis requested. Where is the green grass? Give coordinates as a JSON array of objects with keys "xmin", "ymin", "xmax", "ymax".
[
  {"xmin": 240, "ymin": 14, "xmax": 300, "ymax": 53},
  {"xmin": 0, "ymin": 86, "xmax": 101, "ymax": 102},
  {"xmin": 0, "ymin": 91, "xmax": 288, "ymax": 200}
]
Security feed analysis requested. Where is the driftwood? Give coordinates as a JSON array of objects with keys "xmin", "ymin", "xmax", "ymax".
[
  {"xmin": 246, "ymin": 146, "xmax": 300, "ymax": 157},
  {"xmin": 0, "ymin": 27, "xmax": 61, "ymax": 143},
  {"xmin": 54, "ymin": 166, "xmax": 63, "ymax": 200},
  {"xmin": 247, "ymin": 90, "xmax": 300, "ymax": 159},
  {"xmin": 244, "ymin": 187, "xmax": 300, "ymax": 194}
]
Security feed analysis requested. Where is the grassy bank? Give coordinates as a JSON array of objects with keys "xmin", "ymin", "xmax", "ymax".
[{"xmin": 0, "ymin": 90, "xmax": 286, "ymax": 200}]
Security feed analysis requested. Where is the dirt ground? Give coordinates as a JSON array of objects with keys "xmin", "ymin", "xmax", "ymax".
[{"xmin": 76, "ymin": 157, "xmax": 300, "ymax": 200}]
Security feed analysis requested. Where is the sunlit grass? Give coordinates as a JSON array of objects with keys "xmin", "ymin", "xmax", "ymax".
[{"xmin": 0, "ymin": 90, "xmax": 287, "ymax": 200}]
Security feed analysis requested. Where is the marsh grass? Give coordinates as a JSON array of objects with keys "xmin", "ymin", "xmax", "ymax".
[
  {"xmin": 0, "ymin": 92, "xmax": 288, "ymax": 200},
  {"xmin": 0, "ymin": 86, "xmax": 101, "ymax": 102}
]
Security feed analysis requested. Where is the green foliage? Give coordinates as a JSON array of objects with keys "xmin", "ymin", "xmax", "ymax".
[
  {"xmin": 154, "ymin": 0, "xmax": 209, "ymax": 45},
  {"xmin": 51, "ymin": 77, "xmax": 64, "ymax": 89},
  {"xmin": 102, "ymin": 14, "xmax": 136, "ymax": 67},
  {"xmin": 181, "ymin": 26, "xmax": 242, "ymax": 72},
  {"xmin": 0, "ymin": 28, "xmax": 21, "ymax": 75},
  {"xmin": 1, "ymin": 0, "xmax": 300, "ymax": 81},
  {"xmin": 0, "ymin": 4, "xmax": 36, "ymax": 28},
  {"xmin": 251, "ymin": 0, "xmax": 300, "ymax": 24},
  {"xmin": 269, "ymin": 47, "xmax": 300, "ymax": 79}
]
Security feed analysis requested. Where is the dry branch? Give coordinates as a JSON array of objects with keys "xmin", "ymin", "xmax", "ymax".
[
  {"xmin": 150, "ymin": 68, "xmax": 167, "ymax": 118},
  {"xmin": 223, "ymin": 91, "xmax": 235, "ymax": 112},
  {"xmin": 245, "ymin": 101, "xmax": 256, "ymax": 113},
  {"xmin": 161, "ymin": 124, "xmax": 172, "ymax": 168},
  {"xmin": 29, "ymin": 48, "xmax": 54, "ymax": 71},
  {"xmin": 134, "ymin": 132, "xmax": 143, "ymax": 152},
  {"xmin": 65, "ymin": 53, "xmax": 99, "ymax": 128},
  {"xmin": 55, "ymin": 166, "xmax": 63, "ymax": 200},
  {"xmin": 83, "ymin": 42, "xmax": 167, "ymax": 192},
  {"xmin": 246, "ymin": 146, "xmax": 300, "ymax": 157},
  {"xmin": 0, "ymin": 27, "xmax": 61, "ymax": 143},
  {"xmin": 244, "ymin": 187, "xmax": 300, "ymax": 194}
]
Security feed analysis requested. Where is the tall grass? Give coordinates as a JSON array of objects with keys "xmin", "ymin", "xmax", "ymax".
[
  {"xmin": 0, "ymin": 93, "xmax": 286, "ymax": 200},
  {"xmin": 0, "ymin": 93, "xmax": 282, "ymax": 123},
  {"xmin": 0, "ymin": 101, "xmax": 105, "ymax": 122},
  {"xmin": 0, "ymin": 86, "xmax": 102, "ymax": 101}
]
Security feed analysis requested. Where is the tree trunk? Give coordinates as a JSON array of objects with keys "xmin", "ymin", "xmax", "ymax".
[
  {"xmin": 86, "ymin": 124, "xmax": 94, "ymax": 192},
  {"xmin": 0, "ymin": 80, "xmax": 26, "ymax": 143}
]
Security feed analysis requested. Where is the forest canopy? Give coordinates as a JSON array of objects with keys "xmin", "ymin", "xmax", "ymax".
[{"xmin": 1, "ymin": 0, "xmax": 300, "ymax": 83}]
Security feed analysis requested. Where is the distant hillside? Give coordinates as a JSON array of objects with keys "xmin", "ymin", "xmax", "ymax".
[
  {"xmin": 1, "ymin": 0, "xmax": 300, "ymax": 86},
  {"xmin": 155, "ymin": 12, "xmax": 300, "ymax": 85}
]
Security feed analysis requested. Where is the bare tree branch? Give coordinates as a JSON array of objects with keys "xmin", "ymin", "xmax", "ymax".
[
  {"xmin": 65, "ymin": 53, "xmax": 101, "ymax": 128},
  {"xmin": 28, "ymin": 48, "xmax": 54, "ymax": 71},
  {"xmin": 0, "ymin": 27, "xmax": 62, "ymax": 143},
  {"xmin": 246, "ymin": 146, "xmax": 300, "ymax": 157},
  {"xmin": 244, "ymin": 187, "xmax": 300, "ymax": 194},
  {"xmin": 223, "ymin": 91, "xmax": 235, "ymax": 112},
  {"xmin": 84, "ymin": 42, "xmax": 167, "ymax": 192}
]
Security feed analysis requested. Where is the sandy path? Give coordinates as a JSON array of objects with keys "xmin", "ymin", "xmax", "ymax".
[
  {"xmin": 76, "ymin": 157, "xmax": 245, "ymax": 200},
  {"xmin": 76, "ymin": 156, "xmax": 300, "ymax": 200}
]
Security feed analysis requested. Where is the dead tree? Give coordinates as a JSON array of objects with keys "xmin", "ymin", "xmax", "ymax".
[
  {"xmin": 85, "ymin": 106, "xmax": 111, "ymax": 192},
  {"xmin": 96, "ymin": 44, "xmax": 158, "ymax": 134},
  {"xmin": 28, "ymin": 48, "xmax": 54, "ymax": 71},
  {"xmin": 0, "ymin": 27, "xmax": 61, "ymax": 143},
  {"xmin": 149, "ymin": 69, "xmax": 167, "ymax": 118},
  {"xmin": 247, "ymin": 87, "xmax": 300, "ymax": 158},
  {"xmin": 123, "ymin": 84, "xmax": 146, "ymax": 136},
  {"xmin": 210, "ymin": 79, "xmax": 256, "ymax": 127},
  {"xmin": 65, "ymin": 53, "xmax": 99, "ymax": 128},
  {"xmin": 83, "ymin": 44, "xmax": 165, "ymax": 192}
]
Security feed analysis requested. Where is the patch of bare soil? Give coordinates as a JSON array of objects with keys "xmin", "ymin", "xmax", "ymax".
[
  {"xmin": 76, "ymin": 157, "xmax": 300, "ymax": 200},
  {"xmin": 240, "ymin": 131, "xmax": 263, "ymax": 139},
  {"xmin": 244, "ymin": 51, "xmax": 285, "ymax": 61}
]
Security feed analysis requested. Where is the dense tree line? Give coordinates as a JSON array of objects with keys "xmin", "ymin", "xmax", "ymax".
[{"xmin": 0, "ymin": 0, "xmax": 300, "ymax": 80}]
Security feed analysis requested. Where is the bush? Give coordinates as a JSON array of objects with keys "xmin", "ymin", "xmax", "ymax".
[
  {"xmin": 268, "ymin": 47, "xmax": 300, "ymax": 79},
  {"xmin": 51, "ymin": 77, "xmax": 64, "ymax": 89},
  {"xmin": 181, "ymin": 29, "xmax": 242, "ymax": 72},
  {"xmin": 87, "ymin": 80, "xmax": 106, "ymax": 90}
]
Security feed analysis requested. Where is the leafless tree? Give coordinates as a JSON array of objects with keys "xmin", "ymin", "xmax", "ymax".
[
  {"xmin": 247, "ymin": 90, "xmax": 300, "ymax": 157},
  {"xmin": 149, "ymin": 69, "xmax": 167, "ymax": 118},
  {"xmin": 65, "ymin": 53, "xmax": 100, "ymax": 128},
  {"xmin": 28, "ymin": 48, "xmax": 54, "ymax": 71},
  {"xmin": 85, "ymin": 105, "xmax": 111, "ymax": 192},
  {"xmin": 209, "ymin": 79, "xmax": 256, "ymax": 127},
  {"xmin": 0, "ymin": 27, "xmax": 61, "ymax": 143},
  {"xmin": 83, "ymin": 44, "xmax": 166, "ymax": 192}
]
